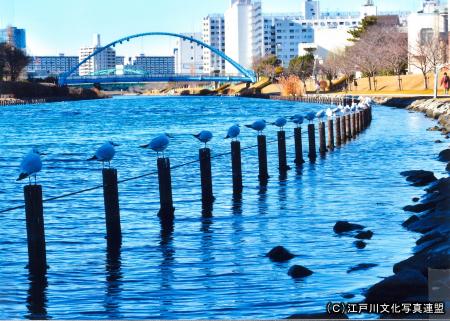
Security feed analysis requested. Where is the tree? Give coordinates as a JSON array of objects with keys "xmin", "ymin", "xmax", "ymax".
[
  {"xmin": 252, "ymin": 55, "xmax": 282, "ymax": 81},
  {"xmin": 381, "ymin": 27, "xmax": 408, "ymax": 90},
  {"xmin": 319, "ymin": 52, "xmax": 341, "ymax": 91},
  {"xmin": 288, "ymin": 53, "xmax": 315, "ymax": 88},
  {"xmin": 0, "ymin": 43, "xmax": 30, "ymax": 81},
  {"xmin": 348, "ymin": 16, "xmax": 378, "ymax": 42},
  {"xmin": 409, "ymin": 34, "xmax": 447, "ymax": 89}
]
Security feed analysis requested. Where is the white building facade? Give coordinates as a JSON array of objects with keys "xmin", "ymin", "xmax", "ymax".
[
  {"xmin": 407, "ymin": 0, "xmax": 448, "ymax": 73},
  {"xmin": 202, "ymin": 14, "xmax": 226, "ymax": 74},
  {"xmin": 79, "ymin": 34, "xmax": 116, "ymax": 76},
  {"xmin": 173, "ymin": 33, "xmax": 204, "ymax": 74},
  {"xmin": 224, "ymin": 0, "xmax": 263, "ymax": 73}
]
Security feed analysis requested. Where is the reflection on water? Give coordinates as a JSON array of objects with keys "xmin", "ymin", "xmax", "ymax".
[
  {"xmin": 26, "ymin": 274, "xmax": 48, "ymax": 320},
  {"xmin": 159, "ymin": 223, "xmax": 175, "ymax": 317},
  {"xmin": 104, "ymin": 246, "xmax": 123, "ymax": 319}
]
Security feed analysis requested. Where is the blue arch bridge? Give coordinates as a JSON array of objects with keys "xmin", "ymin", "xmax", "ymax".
[{"xmin": 58, "ymin": 32, "xmax": 257, "ymax": 86}]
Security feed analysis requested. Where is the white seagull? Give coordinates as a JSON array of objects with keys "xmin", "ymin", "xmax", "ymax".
[
  {"xmin": 193, "ymin": 130, "xmax": 213, "ymax": 148},
  {"xmin": 272, "ymin": 117, "xmax": 287, "ymax": 130},
  {"xmin": 316, "ymin": 110, "xmax": 326, "ymax": 121},
  {"xmin": 290, "ymin": 114, "xmax": 304, "ymax": 127},
  {"xmin": 305, "ymin": 112, "xmax": 316, "ymax": 123},
  {"xmin": 88, "ymin": 141, "xmax": 119, "ymax": 168},
  {"xmin": 140, "ymin": 133, "xmax": 173, "ymax": 158},
  {"xmin": 245, "ymin": 119, "xmax": 267, "ymax": 135},
  {"xmin": 17, "ymin": 148, "xmax": 45, "ymax": 184},
  {"xmin": 326, "ymin": 108, "xmax": 333, "ymax": 119},
  {"xmin": 225, "ymin": 124, "xmax": 240, "ymax": 141}
]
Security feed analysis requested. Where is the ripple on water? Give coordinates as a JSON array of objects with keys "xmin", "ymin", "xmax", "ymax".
[{"xmin": 0, "ymin": 96, "xmax": 446, "ymax": 319}]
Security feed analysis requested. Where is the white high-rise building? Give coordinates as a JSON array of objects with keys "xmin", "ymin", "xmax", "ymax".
[
  {"xmin": 263, "ymin": 17, "xmax": 314, "ymax": 67},
  {"xmin": 360, "ymin": 0, "xmax": 378, "ymax": 18},
  {"xmin": 79, "ymin": 34, "xmax": 116, "ymax": 76},
  {"xmin": 408, "ymin": 0, "xmax": 447, "ymax": 73},
  {"xmin": 202, "ymin": 14, "xmax": 226, "ymax": 74},
  {"xmin": 301, "ymin": 0, "xmax": 320, "ymax": 19},
  {"xmin": 224, "ymin": 0, "xmax": 263, "ymax": 73},
  {"xmin": 173, "ymin": 32, "xmax": 204, "ymax": 74}
]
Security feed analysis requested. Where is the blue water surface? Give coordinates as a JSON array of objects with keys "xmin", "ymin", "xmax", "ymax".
[{"xmin": 0, "ymin": 96, "xmax": 447, "ymax": 319}]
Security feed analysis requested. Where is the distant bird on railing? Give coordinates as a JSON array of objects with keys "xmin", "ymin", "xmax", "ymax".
[
  {"xmin": 316, "ymin": 110, "xmax": 326, "ymax": 122},
  {"xmin": 17, "ymin": 148, "xmax": 45, "ymax": 184},
  {"xmin": 88, "ymin": 141, "xmax": 119, "ymax": 168},
  {"xmin": 343, "ymin": 106, "xmax": 351, "ymax": 115},
  {"xmin": 245, "ymin": 119, "xmax": 266, "ymax": 135},
  {"xmin": 193, "ymin": 130, "xmax": 213, "ymax": 148},
  {"xmin": 271, "ymin": 117, "xmax": 287, "ymax": 130},
  {"xmin": 140, "ymin": 133, "xmax": 173, "ymax": 158},
  {"xmin": 225, "ymin": 124, "xmax": 240, "ymax": 141},
  {"xmin": 290, "ymin": 114, "xmax": 304, "ymax": 127},
  {"xmin": 305, "ymin": 112, "xmax": 316, "ymax": 123}
]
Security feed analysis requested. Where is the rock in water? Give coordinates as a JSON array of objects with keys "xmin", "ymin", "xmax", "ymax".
[
  {"xmin": 288, "ymin": 265, "xmax": 313, "ymax": 278},
  {"xmin": 365, "ymin": 269, "xmax": 428, "ymax": 303},
  {"xmin": 266, "ymin": 246, "xmax": 295, "ymax": 262},
  {"xmin": 354, "ymin": 240, "xmax": 367, "ymax": 249},
  {"xmin": 355, "ymin": 230, "xmax": 374, "ymax": 240},
  {"xmin": 402, "ymin": 215, "xmax": 419, "ymax": 227},
  {"xmin": 438, "ymin": 149, "xmax": 450, "ymax": 162},
  {"xmin": 446, "ymin": 162, "xmax": 450, "ymax": 172},
  {"xmin": 347, "ymin": 263, "xmax": 378, "ymax": 273},
  {"xmin": 400, "ymin": 170, "xmax": 437, "ymax": 186},
  {"xmin": 333, "ymin": 221, "xmax": 365, "ymax": 234},
  {"xmin": 412, "ymin": 197, "xmax": 420, "ymax": 202}
]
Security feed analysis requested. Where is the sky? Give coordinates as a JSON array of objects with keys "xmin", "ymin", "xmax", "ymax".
[{"xmin": 0, "ymin": 0, "xmax": 423, "ymax": 57}]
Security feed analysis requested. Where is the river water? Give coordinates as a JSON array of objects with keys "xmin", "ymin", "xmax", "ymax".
[{"xmin": 0, "ymin": 96, "xmax": 446, "ymax": 319}]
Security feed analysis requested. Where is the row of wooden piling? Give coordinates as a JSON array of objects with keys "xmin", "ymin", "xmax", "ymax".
[
  {"xmin": 270, "ymin": 95, "xmax": 355, "ymax": 106},
  {"xmin": 0, "ymin": 98, "xmax": 47, "ymax": 106},
  {"xmin": 22, "ymin": 106, "xmax": 372, "ymax": 276}
]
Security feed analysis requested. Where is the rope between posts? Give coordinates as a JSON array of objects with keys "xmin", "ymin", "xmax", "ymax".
[{"xmin": 0, "ymin": 135, "xmax": 292, "ymax": 214}]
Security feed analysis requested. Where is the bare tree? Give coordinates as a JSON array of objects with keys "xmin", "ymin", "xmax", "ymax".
[
  {"xmin": 409, "ymin": 33, "xmax": 447, "ymax": 89},
  {"xmin": 349, "ymin": 26, "xmax": 385, "ymax": 91},
  {"xmin": 319, "ymin": 52, "xmax": 341, "ymax": 91},
  {"xmin": 381, "ymin": 27, "xmax": 408, "ymax": 90}
]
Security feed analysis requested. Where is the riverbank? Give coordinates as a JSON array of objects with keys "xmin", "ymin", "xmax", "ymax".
[
  {"xmin": 361, "ymin": 97, "xmax": 450, "ymax": 318},
  {"xmin": 0, "ymin": 81, "xmax": 110, "ymax": 106}
]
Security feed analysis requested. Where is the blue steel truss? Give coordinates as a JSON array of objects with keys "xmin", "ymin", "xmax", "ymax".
[{"xmin": 59, "ymin": 32, "xmax": 256, "ymax": 85}]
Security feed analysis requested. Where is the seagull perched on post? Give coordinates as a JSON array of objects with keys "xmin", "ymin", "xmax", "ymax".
[
  {"xmin": 271, "ymin": 117, "xmax": 287, "ymax": 130},
  {"xmin": 225, "ymin": 124, "xmax": 240, "ymax": 141},
  {"xmin": 245, "ymin": 119, "xmax": 266, "ymax": 135},
  {"xmin": 17, "ymin": 148, "xmax": 45, "ymax": 185},
  {"xmin": 193, "ymin": 130, "xmax": 213, "ymax": 148},
  {"xmin": 140, "ymin": 133, "xmax": 173, "ymax": 158},
  {"xmin": 305, "ymin": 112, "xmax": 316, "ymax": 124},
  {"xmin": 87, "ymin": 141, "xmax": 119, "ymax": 168},
  {"xmin": 326, "ymin": 108, "xmax": 333, "ymax": 119},
  {"xmin": 290, "ymin": 114, "xmax": 304, "ymax": 127},
  {"xmin": 316, "ymin": 110, "xmax": 326, "ymax": 122}
]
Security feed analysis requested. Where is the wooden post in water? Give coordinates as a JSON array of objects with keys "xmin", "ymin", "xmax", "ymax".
[
  {"xmin": 199, "ymin": 148, "xmax": 214, "ymax": 204},
  {"xmin": 341, "ymin": 116, "xmax": 347, "ymax": 144},
  {"xmin": 345, "ymin": 115, "xmax": 351, "ymax": 140},
  {"xmin": 294, "ymin": 127, "xmax": 305, "ymax": 166},
  {"xmin": 277, "ymin": 131, "xmax": 290, "ymax": 173},
  {"xmin": 307, "ymin": 124, "xmax": 317, "ymax": 162},
  {"xmin": 335, "ymin": 117, "xmax": 342, "ymax": 147},
  {"xmin": 328, "ymin": 118, "xmax": 334, "ymax": 150},
  {"xmin": 102, "ymin": 168, "xmax": 122, "ymax": 247},
  {"xmin": 231, "ymin": 141, "xmax": 243, "ymax": 194},
  {"xmin": 257, "ymin": 135, "xmax": 269, "ymax": 183},
  {"xmin": 319, "ymin": 121, "xmax": 327, "ymax": 155},
  {"xmin": 359, "ymin": 111, "xmax": 363, "ymax": 132},
  {"xmin": 24, "ymin": 185, "xmax": 47, "ymax": 275},
  {"xmin": 350, "ymin": 113, "xmax": 356, "ymax": 139},
  {"xmin": 157, "ymin": 158, "xmax": 175, "ymax": 221},
  {"xmin": 355, "ymin": 112, "xmax": 360, "ymax": 134}
]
